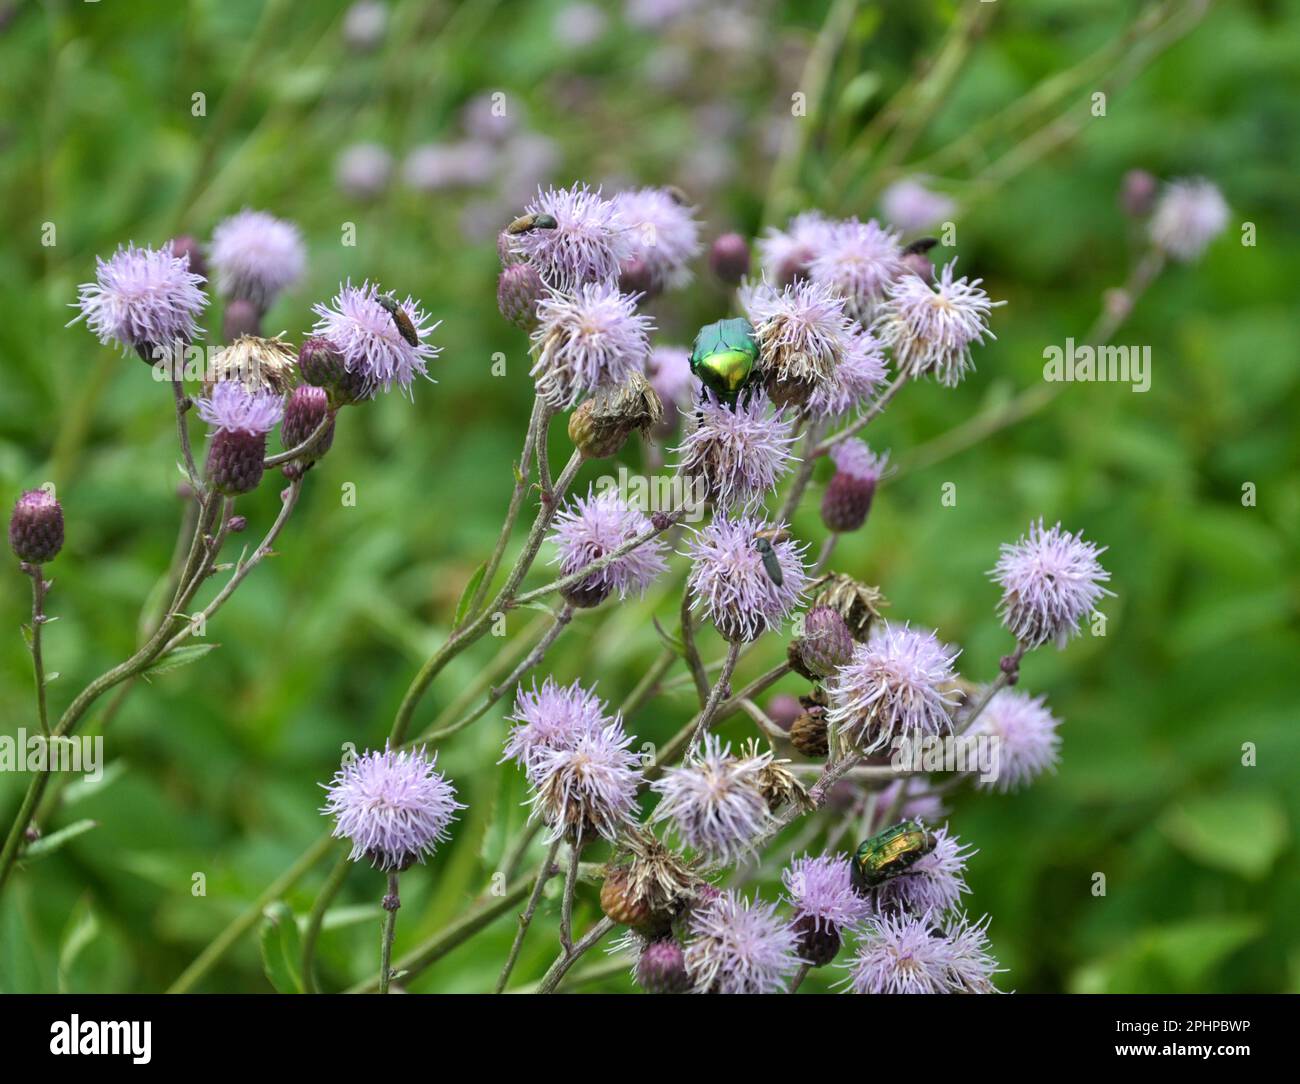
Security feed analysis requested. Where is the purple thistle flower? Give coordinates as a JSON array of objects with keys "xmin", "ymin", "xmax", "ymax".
[
  {"xmin": 682, "ymin": 514, "xmax": 807, "ymax": 643},
  {"xmin": 502, "ymin": 676, "xmax": 609, "ymax": 776},
  {"xmin": 684, "ymin": 889, "xmax": 803, "ymax": 994},
  {"xmin": 990, "ymin": 519, "xmax": 1112, "ymax": 649},
  {"xmin": 809, "ymin": 217, "xmax": 904, "ymax": 323},
  {"xmin": 547, "ymin": 486, "xmax": 669, "ymax": 607},
  {"xmin": 401, "ymin": 141, "xmax": 497, "ymax": 192},
  {"xmin": 872, "ymin": 826, "xmax": 973, "ymax": 916},
  {"xmin": 195, "ymin": 380, "xmax": 283, "ymax": 435},
  {"xmin": 528, "ymin": 720, "xmax": 642, "ymax": 843},
  {"xmin": 880, "ymin": 178, "xmax": 956, "ymax": 233},
  {"xmin": 646, "ymin": 344, "xmax": 698, "ymax": 418},
  {"xmin": 830, "ymin": 438, "xmax": 888, "ymax": 485},
  {"xmin": 1149, "ymin": 177, "xmax": 1229, "ymax": 262},
  {"xmin": 757, "ymin": 210, "xmax": 834, "ymax": 288},
  {"xmin": 673, "ymin": 389, "xmax": 797, "ymax": 509},
  {"xmin": 460, "ymin": 91, "xmax": 519, "ymax": 143},
  {"xmin": 871, "ymin": 778, "xmax": 948, "ymax": 830},
  {"xmin": 650, "ymin": 735, "xmax": 773, "ymax": 863},
  {"xmin": 611, "ymin": 187, "xmax": 703, "ymax": 294},
  {"xmin": 530, "ymin": 281, "xmax": 652, "ymax": 408},
  {"xmin": 805, "ymin": 326, "xmax": 887, "ymax": 421},
  {"xmin": 841, "ymin": 910, "xmax": 1000, "ymax": 994},
  {"xmin": 970, "ymin": 688, "xmax": 1062, "ymax": 792},
  {"xmin": 70, "ymin": 242, "xmax": 208, "ymax": 353},
  {"xmin": 872, "ymin": 259, "xmax": 1001, "ymax": 387},
  {"xmin": 508, "ymin": 183, "xmax": 632, "ymax": 291},
  {"xmin": 741, "ymin": 278, "xmax": 855, "ymax": 408},
  {"xmin": 320, "ymin": 744, "xmax": 464, "ymax": 870},
  {"xmin": 335, "ymin": 142, "xmax": 393, "ymax": 200},
  {"xmin": 783, "ymin": 853, "xmax": 872, "ymax": 935},
  {"xmin": 9, "ymin": 488, "xmax": 64, "ymax": 565},
  {"xmin": 208, "ymin": 209, "xmax": 306, "ymax": 310},
  {"xmin": 311, "ymin": 280, "xmax": 440, "ymax": 397},
  {"xmin": 826, "ymin": 622, "xmax": 960, "ymax": 753}
]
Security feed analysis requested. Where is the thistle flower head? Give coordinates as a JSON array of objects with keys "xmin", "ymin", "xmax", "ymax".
[
  {"xmin": 822, "ymin": 439, "xmax": 886, "ymax": 532},
  {"xmin": 530, "ymin": 282, "xmax": 653, "ymax": 408},
  {"xmin": 757, "ymin": 210, "xmax": 833, "ymax": 288},
  {"xmin": 841, "ymin": 910, "xmax": 1001, "ymax": 994},
  {"xmin": 71, "ymin": 242, "xmax": 208, "ymax": 353},
  {"xmin": 880, "ymin": 179, "xmax": 956, "ymax": 233},
  {"xmin": 971, "ymin": 688, "xmax": 1062, "ymax": 792},
  {"xmin": 805, "ymin": 326, "xmax": 887, "ymax": 421},
  {"xmin": 674, "ymin": 390, "xmax": 796, "ymax": 509},
  {"xmin": 1148, "ymin": 177, "xmax": 1229, "ymax": 262},
  {"xmin": 650, "ymin": 734, "xmax": 773, "ymax": 863},
  {"xmin": 502, "ymin": 676, "xmax": 609, "ymax": 775},
  {"xmin": 683, "ymin": 514, "xmax": 807, "ymax": 643},
  {"xmin": 990, "ymin": 519, "xmax": 1112, "ymax": 649},
  {"xmin": 830, "ymin": 438, "xmax": 888, "ymax": 484},
  {"xmin": 528, "ymin": 720, "xmax": 642, "ymax": 843},
  {"xmin": 872, "ymin": 826, "xmax": 972, "ymax": 916},
  {"xmin": 310, "ymin": 280, "xmax": 440, "ymax": 397},
  {"xmin": 783, "ymin": 853, "xmax": 871, "ymax": 935},
  {"xmin": 508, "ymin": 183, "xmax": 631, "ymax": 290},
  {"xmin": 684, "ymin": 889, "xmax": 802, "ymax": 994},
  {"xmin": 826, "ymin": 622, "xmax": 960, "ymax": 752},
  {"xmin": 742, "ymin": 278, "xmax": 855, "ymax": 408},
  {"xmin": 646, "ymin": 344, "xmax": 697, "ymax": 411},
  {"xmin": 195, "ymin": 380, "xmax": 283, "ymax": 435},
  {"xmin": 636, "ymin": 937, "xmax": 691, "ymax": 993},
  {"xmin": 547, "ymin": 486, "xmax": 669, "ymax": 606},
  {"xmin": 612, "ymin": 187, "xmax": 702, "ymax": 294},
  {"xmin": 401, "ymin": 141, "xmax": 496, "ymax": 192},
  {"xmin": 208, "ymin": 209, "xmax": 305, "ymax": 309},
  {"xmin": 205, "ymin": 335, "xmax": 298, "ymax": 397},
  {"xmin": 320, "ymin": 745, "xmax": 464, "ymax": 870},
  {"xmin": 872, "ymin": 260, "xmax": 1001, "ymax": 387},
  {"xmin": 335, "ymin": 142, "xmax": 393, "ymax": 200},
  {"xmin": 809, "ymin": 217, "xmax": 903, "ymax": 323}
]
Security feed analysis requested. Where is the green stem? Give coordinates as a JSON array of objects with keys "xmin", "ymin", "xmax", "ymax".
[{"xmin": 300, "ymin": 848, "xmax": 352, "ymax": 994}]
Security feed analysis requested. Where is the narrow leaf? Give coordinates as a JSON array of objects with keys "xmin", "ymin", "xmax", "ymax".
[
  {"xmin": 24, "ymin": 820, "xmax": 99, "ymax": 860},
  {"xmin": 259, "ymin": 901, "xmax": 303, "ymax": 994},
  {"xmin": 454, "ymin": 562, "xmax": 488, "ymax": 628}
]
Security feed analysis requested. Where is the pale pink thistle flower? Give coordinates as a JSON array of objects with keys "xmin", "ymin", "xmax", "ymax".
[
  {"xmin": 809, "ymin": 217, "xmax": 904, "ymax": 323},
  {"xmin": 502, "ymin": 677, "xmax": 610, "ymax": 776},
  {"xmin": 783, "ymin": 852, "xmax": 872, "ymax": 966},
  {"xmin": 757, "ymin": 211, "xmax": 834, "ymax": 288},
  {"xmin": 742, "ymin": 278, "xmax": 855, "ymax": 408},
  {"xmin": 871, "ymin": 826, "xmax": 973, "ymax": 916},
  {"xmin": 611, "ymin": 187, "xmax": 703, "ymax": 295},
  {"xmin": 196, "ymin": 381, "xmax": 284, "ymax": 495},
  {"xmin": 674, "ymin": 390, "xmax": 797, "ymax": 509},
  {"xmin": 508, "ymin": 184, "xmax": 631, "ymax": 291},
  {"xmin": 311, "ymin": 280, "xmax": 440, "ymax": 397},
  {"xmin": 805, "ymin": 326, "xmax": 887, "ymax": 421},
  {"xmin": 547, "ymin": 486, "xmax": 669, "ymax": 607},
  {"xmin": 969, "ymin": 688, "xmax": 1062, "ymax": 792},
  {"xmin": 209, "ymin": 209, "xmax": 305, "ymax": 310},
  {"xmin": 880, "ymin": 179, "xmax": 956, "ymax": 233},
  {"xmin": 530, "ymin": 282, "xmax": 652, "ymax": 408},
  {"xmin": 1148, "ymin": 177, "xmax": 1229, "ymax": 262},
  {"xmin": 841, "ymin": 910, "xmax": 1000, "ymax": 994},
  {"xmin": 336, "ymin": 143, "xmax": 393, "ymax": 200},
  {"xmin": 528, "ymin": 720, "xmax": 642, "ymax": 843},
  {"xmin": 683, "ymin": 889, "xmax": 803, "ymax": 994}
]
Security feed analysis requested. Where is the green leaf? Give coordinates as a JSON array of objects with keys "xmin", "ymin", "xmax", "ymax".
[
  {"xmin": 1071, "ymin": 917, "xmax": 1262, "ymax": 993},
  {"xmin": 62, "ymin": 760, "xmax": 127, "ymax": 805},
  {"xmin": 57, "ymin": 896, "xmax": 100, "ymax": 994},
  {"xmin": 318, "ymin": 904, "xmax": 382, "ymax": 932},
  {"xmin": 454, "ymin": 562, "xmax": 488, "ymax": 628},
  {"xmin": 259, "ymin": 901, "xmax": 303, "ymax": 994},
  {"xmin": 140, "ymin": 643, "xmax": 219, "ymax": 681},
  {"xmin": 1159, "ymin": 793, "xmax": 1288, "ymax": 879},
  {"xmin": 23, "ymin": 820, "xmax": 98, "ymax": 861}
]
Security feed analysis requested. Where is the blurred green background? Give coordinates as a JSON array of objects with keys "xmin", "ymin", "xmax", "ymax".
[{"xmin": 1, "ymin": 0, "xmax": 1297, "ymax": 994}]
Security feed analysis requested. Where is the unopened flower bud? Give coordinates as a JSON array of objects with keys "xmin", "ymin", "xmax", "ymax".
[
  {"xmin": 821, "ymin": 470, "xmax": 877, "ymax": 533},
  {"xmin": 636, "ymin": 937, "xmax": 690, "ymax": 994},
  {"xmin": 227, "ymin": 515, "xmax": 248, "ymax": 533},
  {"xmin": 299, "ymin": 335, "xmax": 369, "ymax": 408},
  {"xmin": 222, "ymin": 297, "xmax": 262, "ymax": 340},
  {"xmin": 600, "ymin": 864, "xmax": 653, "ymax": 929},
  {"xmin": 281, "ymin": 385, "xmax": 336, "ymax": 476},
  {"xmin": 618, "ymin": 256, "xmax": 660, "ymax": 300},
  {"xmin": 788, "ymin": 606, "xmax": 854, "ymax": 680},
  {"xmin": 497, "ymin": 263, "xmax": 546, "ymax": 330},
  {"xmin": 1120, "ymin": 168, "xmax": 1158, "ymax": 218},
  {"xmin": 567, "ymin": 372, "xmax": 663, "ymax": 460},
  {"xmin": 708, "ymin": 232, "xmax": 751, "ymax": 285},
  {"xmin": 793, "ymin": 912, "xmax": 842, "ymax": 967},
  {"xmin": 9, "ymin": 489, "xmax": 63, "ymax": 565},
  {"xmin": 205, "ymin": 429, "xmax": 268, "ymax": 496},
  {"xmin": 169, "ymin": 234, "xmax": 207, "ymax": 280},
  {"xmin": 765, "ymin": 693, "xmax": 802, "ymax": 732},
  {"xmin": 789, "ymin": 709, "xmax": 829, "ymax": 758}
]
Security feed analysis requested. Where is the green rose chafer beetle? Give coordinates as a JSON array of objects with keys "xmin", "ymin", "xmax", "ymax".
[
  {"xmin": 850, "ymin": 820, "xmax": 938, "ymax": 893},
  {"xmin": 689, "ymin": 317, "xmax": 761, "ymax": 406}
]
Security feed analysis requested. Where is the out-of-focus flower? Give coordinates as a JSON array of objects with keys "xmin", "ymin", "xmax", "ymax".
[
  {"xmin": 809, "ymin": 217, "xmax": 903, "ymax": 323},
  {"xmin": 684, "ymin": 889, "xmax": 802, "ymax": 994},
  {"xmin": 554, "ymin": 2, "xmax": 608, "ymax": 47},
  {"xmin": 1148, "ymin": 177, "xmax": 1229, "ymax": 262},
  {"xmin": 880, "ymin": 179, "xmax": 956, "ymax": 233},
  {"xmin": 321, "ymin": 744, "xmax": 463, "ymax": 870},
  {"xmin": 342, "ymin": 0, "xmax": 388, "ymax": 52},
  {"xmin": 502, "ymin": 677, "xmax": 609, "ymax": 775},
  {"xmin": 826, "ymin": 622, "xmax": 960, "ymax": 753},
  {"xmin": 873, "ymin": 260, "xmax": 1001, "ymax": 387},
  {"xmin": 709, "ymin": 232, "xmax": 751, "ymax": 285},
  {"xmin": 547, "ymin": 486, "xmax": 668, "ymax": 607},
  {"xmin": 402, "ymin": 142, "xmax": 497, "ymax": 192},
  {"xmin": 872, "ymin": 826, "xmax": 972, "ymax": 915},
  {"xmin": 208, "ymin": 209, "xmax": 305, "ymax": 311},
  {"xmin": 9, "ymin": 489, "xmax": 63, "ymax": 565},
  {"xmin": 969, "ymin": 688, "xmax": 1062, "ymax": 792},
  {"xmin": 530, "ymin": 282, "xmax": 652, "ymax": 408},
  {"xmin": 461, "ymin": 91, "xmax": 519, "ymax": 143},
  {"xmin": 528, "ymin": 720, "xmax": 642, "ymax": 843},
  {"xmin": 196, "ymin": 381, "xmax": 284, "ymax": 495},
  {"xmin": 841, "ymin": 910, "xmax": 1001, "ymax": 994},
  {"xmin": 990, "ymin": 519, "xmax": 1112, "ymax": 649},
  {"xmin": 821, "ymin": 439, "xmax": 888, "ymax": 534},
  {"xmin": 335, "ymin": 142, "xmax": 394, "ymax": 200},
  {"xmin": 758, "ymin": 211, "xmax": 833, "ymax": 288},
  {"xmin": 499, "ymin": 135, "xmax": 562, "ymax": 206},
  {"xmin": 651, "ymin": 735, "xmax": 774, "ymax": 863},
  {"xmin": 674, "ymin": 390, "xmax": 796, "ymax": 509},
  {"xmin": 71, "ymin": 242, "xmax": 207, "ymax": 354},
  {"xmin": 1119, "ymin": 169, "xmax": 1158, "ymax": 218},
  {"xmin": 612, "ymin": 187, "xmax": 702, "ymax": 296},
  {"xmin": 805, "ymin": 326, "xmax": 887, "ymax": 421},
  {"xmin": 646, "ymin": 344, "xmax": 697, "ymax": 427},
  {"xmin": 742, "ymin": 278, "xmax": 855, "ymax": 409},
  {"xmin": 310, "ymin": 280, "xmax": 439, "ymax": 397},
  {"xmin": 784, "ymin": 853, "xmax": 872, "ymax": 966},
  {"xmin": 683, "ymin": 514, "xmax": 807, "ymax": 643},
  {"xmin": 508, "ymin": 184, "xmax": 631, "ymax": 291},
  {"xmin": 168, "ymin": 235, "xmax": 206, "ymax": 279}
]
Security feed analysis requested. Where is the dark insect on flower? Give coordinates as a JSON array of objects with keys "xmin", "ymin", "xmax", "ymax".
[
  {"xmin": 689, "ymin": 317, "xmax": 760, "ymax": 406},
  {"xmin": 375, "ymin": 292, "xmax": 420, "ymax": 347},
  {"xmin": 902, "ymin": 237, "xmax": 939, "ymax": 256},
  {"xmin": 851, "ymin": 820, "xmax": 937, "ymax": 893},
  {"xmin": 505, "ymin": 212, "xmax": 559, "ymax": 234},
  {"xmin": 754, "ymin": 535, "xmax": 784, "ymax": 587},
  {"xmin": 663, "ymin": 185, "xmax": 692, "ymax": 206}
]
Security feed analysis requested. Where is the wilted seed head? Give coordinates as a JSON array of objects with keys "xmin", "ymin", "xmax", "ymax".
[
  {"xmin": 969, "ymin": 688, "xmax": 1062, "ymax": 792},
  {"xmin": 788, "ymin": 605, "xmax": 855, "ymax": 680},
  {"xmin": 789, "ymin": 708, "xmax": 829, "ymax": 759},
  {"xmin": 527, "ymin": 720, "xmax": 642, "ymax": 844},
  {"xmin": 742, "ymin": 278, "xmax": 855, "ymax": 409},
  {"xmin": 204, "ymin": 335, "xmax": 298, "ymax": 397},
  {"xmin": 567, "ymin": 371, "xmax": 663, "ymax": 459},
  {"xmin": 709, "ymin": 232, "xmax": 751, "ymax": 285},
  {"xmin": 752, "ymin": 748, "xmax": 807, "ymax": 813},
  {"xmin": 683, "ymin": 515, "xmax": 807, "ymax": 643},
  {"xmin": 1148, "ymin": 177, "xmax": 1229, "ymax": 262},
  {"xmin": 784, "ymin": 853, "xmax": 871, "ymax": 965},
  {"xmin": 70, "ymin": 242, "xmax": 208, "ymax": 355},
  {"xmin": 280, "ymin": 385, "xmax": 335, "ymax": 476},
  {"xmin": 826, "ymin": 622, "xmax": 960, "ymax": 753},
  {"xmin": 758, "ymin": 211, "xmax": 834, "ymax": 288},
  {"xmin": 9, "ymin": 489, "xmax": 64, "ymax": 565},
  {"xmin": 872, "ymin": 826, "xmax": 973, "ymax": 916},
  {"xmin": 530, "ymin": 282, "xmax": 653, "ymax": 409},
  {"xmin": 840, "ymin": 910, "xmax": 1001, "ymax": 994},
  {"xmin": 811, "ymin": 573, "xmax": 888, "ymax": 642},
  {"xmin": 620, "ymin": 831, "xmax": 700, "ymax": 919},
  {"xmin": 335, "ymin": 142, "xmax": 394, "ymax": 201},
  {"xmin": 636, "ymin": 937, "xmax": 691, "ymax": 993},
  {"xmin": 508, "ymin": 183, "xmax": 631, "ymax": 291},
  {"xmin": 547, "ymin": 485, "xmax": 669, "ymax": 607},
  {"xmin": 805, "ymin": 326, "xmax": 887, "ymax": 421},
  {"xmin": 196, "ymin": 381, "xmax": 284, "ymax": 496},
  {"xmin": 821, "ymin": 440, "xmax": 888, "ymax": 534},
  {"xmin": 501, "ymin": 676, "xmax": 610, "ymax": 777},
  {"xmin": 650, "ymin": 734, "xmax": 774, "ymax": 864},
  {"xmin": 683, "ymin": 889, "xmax": 803, "ymax": 994},
  {"xmin": 872, "ymin": 259, "xmax": 1001, "ymax": 387},
  {"xmin": 612, "ymin": 186, "xmax": 703, "ymax": 296},
  {"xmin": 321, "ymin": 744, "xmax": 463, "ymax": 871},
  {"xmin": 991, "ymin": 519, "xmax": 1112, "ymax": 650},
  {"xmin": 497, "ymin": 262, "xmax": 547, "ymax": 330},
  {"xmin": 311, "ymin": 280, "xmax": 439, "ymax": 398},
  {"xmin": 674, "ymin": 389, "xmax": 797, "ymax": 509},
  {"xmin": 809, "ymin": 217, "xmax": 904, "ymax": 324},
  {"xmin": 208, "ymin": 209, "xmax": 306, "ymax": 310},
  {"xmin": 879, "ymin": 178, "xmax": 956, "ymax": 233}
]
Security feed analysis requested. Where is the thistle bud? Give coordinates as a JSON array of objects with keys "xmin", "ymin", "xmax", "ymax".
[
  {"xmin": 497, "ymin": 263, "xmax": 546, "ymax": 330},
  {"xmin": 708, "ymin": 232, "xmax": 750, "ymax": 285},
  {"xmin": 281, "ymin": 385, "xmax": 336, "ymax": 477},
  {"xmin": 765, "ymin": 693, "xmax": 802, "ymax": 732},
  {"xmin": 821, "ymin": 470, "xmax": 876, "ymax": 533},
  {"xmin": 600, "ymin": 864, "xmax": 653, "ymax": 929},
  {"xmin": 1120, "ymin": 169, "xmax": 1158, "ymax": 218},
  {"xmin": 222, "ymin": 297, "xmax": 262, "ymax": 340},
  {"xmin": 567, "ymin": 372, "xmax": 663, "ymax": 460},
  {"xmin": 9, "ymin": 489, "xmax": 63, "ymax": 565},
  {"xmin": 169, "ymin": 234, "xmax": 207, "ymax": 280},
  {"xmin": 793, "ymin": 913, "xmax": 842, "ymax": 967},
  {"xmin": 636, "ymin": 938, "xmax": 690, "ymax": 994},
  {"xmin": 788, "ymin": 606, "xmax": 854, "ymax": 680},
  {"xmin": 617, "ymin": 256, "xmax": 659, "ymax": 300},
  {"xmin": 790, "ymin": 709, "xmax": 829, "ymax": 758},
  {"xmin": 299, "ymin": 336, "xmax": 369, "ymax": 408},
  {"xmin": 205, "ymin": 429, "xmax": 269, "ymax": 496},
  {"xmin": 811, "ymin": 573, "xmax": 888, "ymax": 643}
]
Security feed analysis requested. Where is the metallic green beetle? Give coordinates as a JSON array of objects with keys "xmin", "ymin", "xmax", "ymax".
[
  {"xmin": 689, "ymin": 317, "xmax": 761, "ymax": 405},
  {"xmin": 851, "ymin": 820, "xmax": 938, "ymax": 893}
]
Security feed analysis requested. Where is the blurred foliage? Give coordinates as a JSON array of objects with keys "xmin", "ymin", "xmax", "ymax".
[{"xmin": 1, "ymin": 0, "xmax": 1298, "ymax": 994}]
